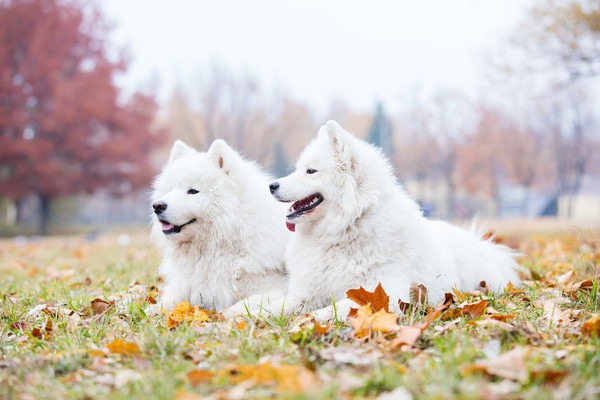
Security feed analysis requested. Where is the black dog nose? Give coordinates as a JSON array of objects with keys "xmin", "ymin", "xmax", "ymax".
[
  {"xmin": 269, "ymin": 182, "xmax": 279, "ymax": 194},
  {"xmin": 152, "ymin": 201, "xmax": 167, "ymax": 214}
]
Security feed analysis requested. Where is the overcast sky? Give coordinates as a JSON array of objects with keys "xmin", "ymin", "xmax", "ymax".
[{"xmin": 101, "ymin": 0, "xmax": 528, "ymax": 112}]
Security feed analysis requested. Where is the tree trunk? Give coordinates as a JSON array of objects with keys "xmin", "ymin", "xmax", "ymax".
[{"xmin": 38, "ymin": 194, "xmax": 51, "ymax": 236}]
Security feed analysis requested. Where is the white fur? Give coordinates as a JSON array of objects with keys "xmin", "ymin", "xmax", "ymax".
[
  {"xmin": 261, "ymin": 121, "xmax": 521, "ymax": 320},
  {"xmin": 151, "ymin": 139, "xmax": 290, "ymax": 310}
]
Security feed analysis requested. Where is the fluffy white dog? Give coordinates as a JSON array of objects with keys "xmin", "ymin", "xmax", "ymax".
[
  {"xmin": 259, "ymin": 120, "xmax": 520, "ymax": 320},
  {"xmin": 151, "ymin": 140, "xmax": 290, "ymax": 310}
]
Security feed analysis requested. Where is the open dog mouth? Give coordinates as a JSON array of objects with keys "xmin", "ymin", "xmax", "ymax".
[
  {"xmin": 159, "ymin": 218, "xmax": 196, "ymax": 235},
  {"xmin": 285, "ymin": 193, "xmax": 323, "ymax": 231}
]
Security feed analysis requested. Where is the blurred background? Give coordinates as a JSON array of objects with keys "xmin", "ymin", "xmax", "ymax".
[{"xmin": 1, "ymin": 0, "xmax": 599, "ymax": 236}]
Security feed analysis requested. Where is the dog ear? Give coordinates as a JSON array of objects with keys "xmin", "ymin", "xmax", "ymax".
[
  {"xmin": 207, "ymin": 139, "xmax": 237, "ymax": 174},
  {"xmin": 319, "ymin": 120, "xmax": 355, "ymax": 170},
  {"xmin": 169, "ymin": 140, "xmax": 195, "ymax": 163}
]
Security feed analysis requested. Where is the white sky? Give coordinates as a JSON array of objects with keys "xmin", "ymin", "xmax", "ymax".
[{"xmin": 101, "ymin": 0, "xmax": 528, "ymax": 112}]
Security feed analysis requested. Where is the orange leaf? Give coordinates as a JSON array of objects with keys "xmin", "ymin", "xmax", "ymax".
[
  {"xmin": 452, "ymin": 287, "xmax": 468, "ymax": 303},
  {"xmin": 462, "ymin": 300, "xmax": 488, "ymax": 319},
  {"xmin": 349, "ymin": 305, "xmax": 373, "ymax": 338},
  {"xmin": 187, "ymin": 369, "xmax": 214, "ymax": 385},
  {"xmin": 107, "ymin": 339, "xmax": 140, "ymax": 356},
  {"xmin": 314, "ymin": 320, "xmax": 330, "ymax": 335},
  {"xmin": 346, "ymin": 282, "xmax": 390, "ymax": 312},
  {"xmin": 581, "ymin": 314, "xmax": 600, "ymax": 338},
  {"xmin": 419, "ymin": 293, "xmax": 453, "ymax": 330},
  {"xmin": 490, "ymin": 313, "xmax": 517, "ymax": 322},
  {"xmin": 166, "ymin": 301, "xmax": 211, "ymax": 329},
  {"xmin": 371, "ymin": 309, "xmax": 399, "ymax": 334},
  {"xmin": 220, "ymin": 363, "xmax": 316, "ymax": 394}
]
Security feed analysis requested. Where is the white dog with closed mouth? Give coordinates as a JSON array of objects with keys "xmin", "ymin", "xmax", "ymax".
[
  {"xmin": 258, "ymin": 120, "xmax": 520, "ymax": 320},
  {"xmin": 151, "ymin": 139, "xmax": 290, "ymax": 310}
]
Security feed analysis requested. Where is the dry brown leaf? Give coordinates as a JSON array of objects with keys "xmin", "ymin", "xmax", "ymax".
[
  {"xmin": 581, "ymin": 314, "xmax": 600, "ymax": 338},
  {"xmin": 31, "ymin": 319, "xmax": 52, "ymax": 340},
  {"xmin": 187, "ymin": 369, "xmax": 214, "ymax": 385},
  {"xmin": 397, "ymin": 299, "xmax": 411, "ymax": 314},
  {"xmin": 529, "ymin": 369, "xmax": 569, "ymax": 384},
  {"xmin": 346, "ymin": 282, "xmax": 389, "ymax": 316},
  {"xmin": 409, "ymin": 282, "xmax": 428, "ymax": 306},
  {"xmin": 419, "ymin": 292, "xmax": 453, "ymax": 330},
  {"xmin": 462, "ymin": 300, "xmax": 488, "ymax": 319},
  {"xmin": 82, "ymin": 298, "xmax": 113, "ymax": 318},
  {"xmin": 390, "ymin": 326, "xmax": 422, "ymax": 349},
  {"xmin": 106, "ymin": 339, "xmax": 140, "ymax": 356},
  {"xmin": 462, "ymin": 347, "xmax": 530, "ymax": 382}
]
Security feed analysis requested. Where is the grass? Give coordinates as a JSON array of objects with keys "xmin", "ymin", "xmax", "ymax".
[{"xmin": 0, "ymin": 228, "xmax": 599, "ymax": 399}]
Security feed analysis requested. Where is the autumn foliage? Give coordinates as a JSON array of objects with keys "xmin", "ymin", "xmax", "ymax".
[{"xmin": 0, "ymin": 0, "xmax": 164, "ymax": 233}]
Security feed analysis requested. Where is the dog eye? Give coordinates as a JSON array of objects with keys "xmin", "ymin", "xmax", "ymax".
[
  {"xmin": 306, "ymin": 168, "xmax": 318, "ymax": 174},
  {"xmin": 187, "ymin": 189, "xmax": 199, "ymax": 195}
]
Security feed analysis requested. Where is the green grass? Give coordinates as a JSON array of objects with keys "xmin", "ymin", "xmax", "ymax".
[{"xmin": 1, "ymin": 230, "xmax": 599, "ymax": 399}]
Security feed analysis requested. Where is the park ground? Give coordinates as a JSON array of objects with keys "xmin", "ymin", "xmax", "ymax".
[{"xmin": 0, "ymin": 220, "xmax": 599, "ymax": 399}]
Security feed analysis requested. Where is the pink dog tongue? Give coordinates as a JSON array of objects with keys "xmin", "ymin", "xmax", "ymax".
[
  {"xmin": 162, "ymin": 222, "xmax": 174, "ymax": 231},
  {"xmin": 286, "ymin": 221, "xmax": 295, "ymax": 232}
]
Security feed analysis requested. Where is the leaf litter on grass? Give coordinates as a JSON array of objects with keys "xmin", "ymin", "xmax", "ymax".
[{"xmin": 0, "ymin": 230, "xmax": 599, "ymax": 399}]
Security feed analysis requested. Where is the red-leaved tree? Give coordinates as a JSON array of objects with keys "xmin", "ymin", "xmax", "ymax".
[{"xmin": 0, "ymin": 0, "xmax": 164, "ymax": 234}]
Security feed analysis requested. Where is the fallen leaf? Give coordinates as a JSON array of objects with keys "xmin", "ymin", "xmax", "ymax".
[
  {"xmin": 452, "ymin": 287, "xmax": 468, "ymax": 303},
  {"xmin": 106, "ymin": 339, "xmax": 140, "ymax": 356},
  {"xmin": 397, "ymin": 299, "xmax": 411, "ymax": 314},
  {"xmin": 66, "ymin": 313, "xmax": 81, "ymax": 333},
  {"xmin": 187, "ymin": 369, "xmax": 214, "ymax": 385},
  {"xmin": 390, "ymin": 326, "xmax": 422, "ymax": 350},
  {"xmin": 31, "ymin": 319, "xmax": 52, "ymax": 340},
  {"xmin": 166, "ymin": 301, "xmax": 211, "ymax": 329},
  {"xmin": 462, "ymin": 347, "xmax": 530, "ymax": 382},
  {"xmin": 409, "ymin": 282, "xmax": 428, "ymax": 307},
  {"xmin": 347, "ymin": 283, "xmax": 390, "ymax": 318},
  {"xmin": 490, "ymin": 313, "xmax": 517, "ymax": 322},
  {"xmin": 529, "ymin": 369, "xmax": 568, "ymax": 384},
  {"xmin": 221, "ymin": 362, "xmax": 316, "ymax": 394},
  {"xmin": 462, "ymin": 300, "xmax": 488, "ymax": 319},
  {"xmin": 82, "ymin": 298, "xmax": 113, "ymax": 318},
  {"xmin": 581, "ymin": 314, "xmax": 600, "ymax": 338},
  {"xmin": 371, "ymin": 309, "xmax": 400, "ymax": 334},
  {"xmin": 349, "ymin": 305, "xmax": 373, "ymax": 338}
]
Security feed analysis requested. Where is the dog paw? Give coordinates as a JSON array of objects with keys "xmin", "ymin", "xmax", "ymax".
[{"xmin": 311, "ymin": 307, "xmax": 335, "ymax": 322}]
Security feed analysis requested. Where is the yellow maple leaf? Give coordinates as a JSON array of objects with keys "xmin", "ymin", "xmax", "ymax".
[
  {"xmin": 106, "ymin": 339, "xmax": 140, "ymax": 356},
  {"xmin": 166, "ymin": 301, "xmax": 211, "ymax": 329},
  {"xmin": 371, "ymin": 309, "xmax": 400, "ymax": 333},
  {"xmin": 349, "ymin": 305, "xmax": 373, "ymax": 338}
]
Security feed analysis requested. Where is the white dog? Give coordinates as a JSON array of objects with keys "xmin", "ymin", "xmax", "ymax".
[
  {"xmin": 151, "ymin": 139, "xmax": 290, "ymax": 310},
  {"xmin": 258, "ymin": 121, "xmax": 520, "ymax": 320}
]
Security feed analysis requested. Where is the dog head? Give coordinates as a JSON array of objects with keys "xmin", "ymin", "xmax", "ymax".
[
  {"xmin": 151, "ymin": 139, "xmax": 242, "ymax": 242},
  {"xmin": 270, "ymin": 120, "xmax": 378, "ymax": 233}
]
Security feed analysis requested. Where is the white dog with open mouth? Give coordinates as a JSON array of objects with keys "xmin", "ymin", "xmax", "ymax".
[
  {"xmin": 241, "ymin": 121, "xmax": 520, "ymax": 320},
  {"xmin": 151, "ymin": 140, "xmax": 290, "ymax": 310}
]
